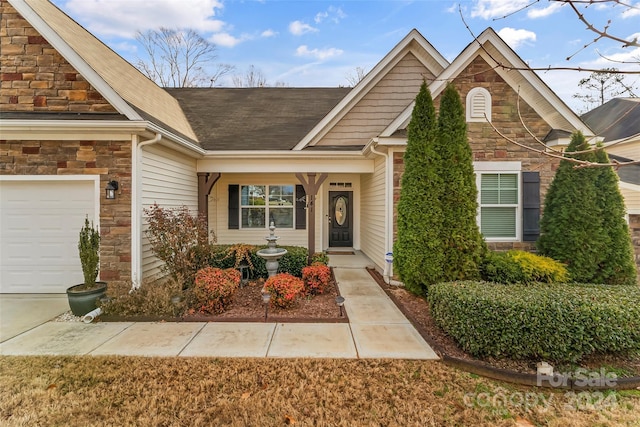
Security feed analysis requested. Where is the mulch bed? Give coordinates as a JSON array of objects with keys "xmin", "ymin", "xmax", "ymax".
[
  {"xmin": 366, "ymin": 268, "xmax": 640, "ymax": 379},
  {"xmin": 183, "ymin": 276, "xmax": 347, "ymax": 323}
]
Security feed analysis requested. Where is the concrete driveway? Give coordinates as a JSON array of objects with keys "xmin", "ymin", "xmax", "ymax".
[{"xmin": 0, "ymin": 294, "xmax": 69, "ymax": 342}]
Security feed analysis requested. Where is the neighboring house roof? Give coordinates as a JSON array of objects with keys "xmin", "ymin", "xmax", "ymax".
[
  {"xmin": 610, "ymin": 155, "xmax": 640, "ymax": 186},
  {"xmin": 166, "ymin": 88, "xmax": 351, "ymax": 150},
  {"xmin": 581, "ymin": 97, "xmax": 640, "ymax": 142},
  {"xmin": 9, "ymin": 0, "xmax": 198, "ymax": 142},
  {"xmin": 580, "ymin": 98, "xmax": 639, "ymax": 187},
  {"xmin": 382, "ymin": 28, "xmax": 592, "ymax": 137}
]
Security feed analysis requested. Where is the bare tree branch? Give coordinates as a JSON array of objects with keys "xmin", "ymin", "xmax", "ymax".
[
  {"xmin": 135, "ymin": 28, "xmax": 232, "ymax": 87},
  {"xmin": 345, "ymin": 67, "xmax": 367, "ymax": 86},
  {"xmin": 459, "ymin": 5, "xmax": 640, "ymax": 74},
  {"xmin": 232, "ymin": 65, "xmax": 268, "ymax": 87}
]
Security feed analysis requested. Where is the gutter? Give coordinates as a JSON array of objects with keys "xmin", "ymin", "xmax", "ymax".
[
  {"xmin": 131, "ymin": 133, "xmax": 162, "ymax": 289},
  {"xmin": 368, "ymin": 138, "xmax": 394, "ymax": 284}
]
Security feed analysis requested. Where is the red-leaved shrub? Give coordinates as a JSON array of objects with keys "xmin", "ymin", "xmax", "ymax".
[
  {"xmin": 264, "ymin": 273, "xmax": 304, "ymax": 309},
  {"xmin": 190, "ymin": 267, "xmax": 240, "ymax": 314},
  {"xmin": 302, "ymin": 264, "xmax": 331, "ymax": 295}
]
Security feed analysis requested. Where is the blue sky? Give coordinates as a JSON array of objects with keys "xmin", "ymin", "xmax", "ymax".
[{"xmin": 51, "ymin": 0, "xmax": 639, "ymax": 112}]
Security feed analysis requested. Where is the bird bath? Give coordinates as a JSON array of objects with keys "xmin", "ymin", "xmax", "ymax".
[{"xmin": 256, "ymin": 222, "xmax": 288, "ymax": 277}]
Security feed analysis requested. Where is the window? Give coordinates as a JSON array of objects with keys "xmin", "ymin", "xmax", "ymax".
[
  {"xmin": 479, "ymin": 173, "xmax": 519, "ymax": 239},
  {"xmin": 466, "ymin": 87, "xmax": 491, "ymax": 122},
  {"xmin": 240, "ymin": 185, "xmax": 294, "ymax": 228}
]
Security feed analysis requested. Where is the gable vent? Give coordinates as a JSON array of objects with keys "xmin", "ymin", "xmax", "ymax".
[{"xmin": 466, "ymin": 87, "xmax": 491, "ymax": 123}]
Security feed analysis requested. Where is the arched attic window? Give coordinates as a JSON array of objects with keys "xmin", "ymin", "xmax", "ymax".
[{"xmin": 466, "ymin": 87, "xmax": 491, "ymax": 122}]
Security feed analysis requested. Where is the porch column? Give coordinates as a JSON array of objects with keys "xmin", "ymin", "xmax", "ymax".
[
  {"xmin": 197, "ymin": 172, "xmax": 220, "ymax": 225},
  {"xmin": 295, "ymin": 172, "xmax": 328, "ymax": 263}
]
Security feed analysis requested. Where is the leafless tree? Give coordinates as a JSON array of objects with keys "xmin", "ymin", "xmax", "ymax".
[
  {"xmin": 231, "ymin": 65, "xmax": 288, "ymax": 87},
  {"xmin": 135, "ymin": 27, "xmax": 234, "ymax": 87},
  {"xmin": 231, "ymin": 65, "xmax": 268, "ymax": 87},
  {"xmin": 573, "ymin": 68, "xmax": 638, "ymax": 112},
  {"xmin": 345, "ymin": 67, "xmax": 367, "ymax": 86}
]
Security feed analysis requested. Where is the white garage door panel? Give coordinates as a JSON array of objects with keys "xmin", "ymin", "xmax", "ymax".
[{"xmin": 1, "ymin": 180, "xmax": 96, "ymax": 293}]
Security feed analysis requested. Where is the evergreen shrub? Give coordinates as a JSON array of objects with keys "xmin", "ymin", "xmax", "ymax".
[
  {"xmin": 428, "ymin": 281, "xmax": 640, "ymax": 362},
  {"xmin": 480, "ymin": 250, "xmax": 569, "ymax": 284}
]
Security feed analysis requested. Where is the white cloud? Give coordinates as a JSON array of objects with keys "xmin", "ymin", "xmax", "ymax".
[
  {"xmin": 210, "ymin": 32, "xmax": 250, "ymax": 48},
  {"xmin": 295, "ymin": 45, "xmax": 344, "ymax": 60},
  {"xmin": 314, "ymin": 6, "xmax": 346, "ymax": 24},
  {"xmin": 527, "ymin": 2, "xmax": 562, "ymax": 19},
  {"xmin": 261, "ymin": 29, "xmax": 277, "ymax": 38},
  {"xmin": 471, "ymin": 0, "xmax": 532, "ymax": 19},
  {"xmin": 622, "ymin": 2, "xmax": 640, "ymax": 18},
  {"xmin": 497, "ymin": 27, "xmax": 536, "ymax": 49},
  {"xmin": 289, "ymin": 20, "xmax": 318, "ymax": 36},
  {"xmin": 60, "ymin": 0, "xmax": 224, "ymax": 37}
]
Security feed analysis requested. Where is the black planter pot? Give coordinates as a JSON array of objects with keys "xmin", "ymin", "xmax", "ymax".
[{"xmin": 66, "ymin": 281, "xmax": 108, "ymax": 316}]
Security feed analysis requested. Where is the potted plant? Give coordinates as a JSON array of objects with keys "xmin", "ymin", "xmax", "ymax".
[{"xmin": 66, "ymin": 216, "xmax": 107, "ymax": 316}]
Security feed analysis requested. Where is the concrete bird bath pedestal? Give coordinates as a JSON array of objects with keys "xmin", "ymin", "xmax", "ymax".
[{"xmin": 256, "ymin": 222, "xmax": 288, "ymax": 277}]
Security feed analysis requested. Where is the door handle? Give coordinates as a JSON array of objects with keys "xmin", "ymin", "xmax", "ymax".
[{"xmin": 328, "ymin": 216, "xmax": 332, "ymax": 223}]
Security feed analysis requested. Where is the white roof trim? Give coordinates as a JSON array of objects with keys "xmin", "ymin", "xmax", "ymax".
[
  {"xmin": 8, "ymin": 0, "xmax": 142, "ymax": 121},
  {"xmin": 382, "ymin": 28, "xmax": 592, "ymax": 137},
  {"xmin": 291, "ymin": 29, "xmax": 449, "ymax": 151}
]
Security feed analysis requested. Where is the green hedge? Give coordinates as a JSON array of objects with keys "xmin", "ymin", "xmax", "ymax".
[
  {"xmin": 427, "ymin": 281, "xmax": 640, "ymax": 363},
  {"xmin": 204, "ymin": 244, "xmax": 308, "ymax": 279},
  {"xmin": 480, "ymin": 250, "xmax": 569, "ymax": 285}
]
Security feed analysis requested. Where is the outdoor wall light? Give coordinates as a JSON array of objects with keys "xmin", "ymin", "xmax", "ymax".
[
  {"xmin": 261, "ymin": 291, "xmax": 271, "ymax": 322},
  {"xmin": 105, "ymin": 180, "xmax": 119, "ymax": 200},
  {"xmin": 335, "ymin": 295, "xmax": 345, "ymax": 317}
]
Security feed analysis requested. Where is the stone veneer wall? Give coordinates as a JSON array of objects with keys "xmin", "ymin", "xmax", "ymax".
[
  {"xmin": 392, "ymin": 55, "xmax": 560, "ymax": 253},
  {"xmin": 0, "ymin": 0, "xmax": 116, "ymax": 112},
  {"xmin": 0, "ymin": 139, "xmax": 132, "ymax": 284},
  {"xmin": 1, "ymin": 1, "xmax": 130, "ymax": 284}
]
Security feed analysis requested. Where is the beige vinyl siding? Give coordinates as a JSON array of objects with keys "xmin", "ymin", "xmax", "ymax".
[
  {"xmin": 318, "ymin": 53, "xmax": 431, "ymax": 146},
  {"xmin": 360, "ymin": 154, "xmax": 386, "ymax": 269},
  {"xmin": 607, "ymin": 141, "xmax": 639, "ymax": 161},
  {"xmin": 620, "ymin": 182, "xmax": 640, "ymax": 214},
  {"xmin": 212, "ymin": 174, "xmax": 310, "ymax": 248},
  {"xmin": 141, "ymin": 144, "xmax": 198, "ymax": 279}
]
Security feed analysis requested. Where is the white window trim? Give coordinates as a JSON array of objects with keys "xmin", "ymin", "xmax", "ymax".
[
  {"xmin": 466, "ymin": 87, "xmax": 491, "ymax": 123},
  {"xmin": 474, "ymin": 161, "xmax": 522, "ymax": 242},
  {"xmin": 239, "ymin": 184, "xmax": 295, "ymax": 230}
]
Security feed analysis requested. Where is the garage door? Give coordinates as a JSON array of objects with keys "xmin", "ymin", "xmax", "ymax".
[{"xmin": 0, "ymin": 179, "xmax": 96, "ymax": 293}]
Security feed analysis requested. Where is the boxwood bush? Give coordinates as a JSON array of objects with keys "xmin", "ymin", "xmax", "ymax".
[
  {"xmin": 203, "ymin": 244, "xmax": 308, "ymax": 279},
  {"xmin": 427, "ymin": 281, "xmax": 640, "ymax": 362},
  {"xmin": 480, "ymin": 250, "xmax": 569, "ymax": 285}
]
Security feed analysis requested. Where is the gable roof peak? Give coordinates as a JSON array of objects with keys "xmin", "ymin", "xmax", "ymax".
[
  {"xmin": 292, "ymin": 28, "xmax": 449, "ymax": 150},
  {"xmin": 8, "ymin": 0, "xmax": 197, "ymax": 141}
]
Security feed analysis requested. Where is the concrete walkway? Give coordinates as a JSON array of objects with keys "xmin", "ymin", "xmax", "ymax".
[{"xmin": 0, "ymin": 253, "xmax": 438, "ymax": 360}]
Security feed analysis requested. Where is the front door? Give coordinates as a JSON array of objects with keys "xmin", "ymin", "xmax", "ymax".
[{"xmin": 329, "ymin": 191, "xmax": 353, "ymax": 247}]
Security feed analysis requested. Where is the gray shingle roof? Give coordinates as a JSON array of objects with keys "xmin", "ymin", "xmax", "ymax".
[
  {"xmin": 165, "ymin": 88, "xmax": 351, "ymax": 150},
  {"xmin": 581, "ymin": 98, "xmax": 640, "ymax": 141}
]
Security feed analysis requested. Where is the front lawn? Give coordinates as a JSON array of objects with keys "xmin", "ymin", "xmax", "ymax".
[{"xmin": 1, "ymin": 356, "xmax": 639, "ymax": 426}]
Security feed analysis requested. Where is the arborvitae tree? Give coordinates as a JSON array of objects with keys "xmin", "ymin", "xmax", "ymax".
[
  {"xmin": 592, "ymin": 145, "xmax": 637, "ymax": 285},
  {"xmin": 538, "ymin": 131, "xmax": 605, "ymax": 282},
  {"xmin": 394, "ymin": 82, "xmax": 444, "ymax": 293},
  {"xmin": 435, "ymin": 84, "xmax": 485, "ymax": 280}
]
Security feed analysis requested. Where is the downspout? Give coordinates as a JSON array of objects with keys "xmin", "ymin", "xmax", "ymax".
[
  {"xmin": 369, "ymin": 138, "xmax": 394, "ymax": 284},
  {"xmin": 131, "ymin": 133, "xmax": 162, "ymax": 290}
]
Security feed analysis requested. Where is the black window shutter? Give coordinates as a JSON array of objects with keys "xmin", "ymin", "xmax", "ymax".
[
  {"xmin": 522, "ymin": 172, "xmax": 540, "ymax": 242},
  {"xmin": 228, "ymin": 184, "xmax": 239, "ymax": 229},
  {"xmin": 295, "ymin": 185, "xmax": 306, "ymax": 230}
]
